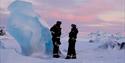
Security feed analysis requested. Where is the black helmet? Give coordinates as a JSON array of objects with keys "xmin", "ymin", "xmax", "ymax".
[
  {"xmin": 56, "ymin": 21, "xmax": 62, "ymax": 25},
  {"xmin": 71, "ymin": 24, "xmax": 76, "ymax": 27}
]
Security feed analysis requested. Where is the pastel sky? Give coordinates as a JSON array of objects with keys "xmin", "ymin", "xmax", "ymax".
[{"xmin": 0, "ymin": 0, "xmax": 125, "ymax": 36}]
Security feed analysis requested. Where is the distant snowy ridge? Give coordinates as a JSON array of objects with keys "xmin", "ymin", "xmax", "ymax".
[{"xmin": 87, "ymin": 31, "xmax": 125, "ymax": 49}]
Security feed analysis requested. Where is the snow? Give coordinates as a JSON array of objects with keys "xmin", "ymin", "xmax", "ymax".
[
  {"xmin": 1, "ymin": 38, "xmax": 125, "ymax": 63},
  {"xmin": 0, "ymin": 32, "xmax": 21, "ymax": 53},
  {"xmin": 0, "ymin": 30, "xmax": 125, "ymax": 63},
  {"xmin": 7, "ymin": 0, "xmax": 53, "ymax": 56},
  {"xmin": 87, "ymin": 31, "xmax": 125, "ymax": 49},
  {"xmin": 88, "ymin": 31, "xmax": 125, "ymax": 43}
]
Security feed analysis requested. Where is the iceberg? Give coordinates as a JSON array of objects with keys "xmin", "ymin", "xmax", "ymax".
[{"xmin": 7, "ymin": 0, "xmax": 53, "ymax": 56}]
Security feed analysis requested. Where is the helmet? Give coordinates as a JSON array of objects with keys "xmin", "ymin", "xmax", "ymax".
[
  {"xmin": 56, "ymin": 21, "xmax": 62, "ymax": 25},
  {"xmin": 71, "ymin": 24, "xmax": 76, "ymax": 27}
]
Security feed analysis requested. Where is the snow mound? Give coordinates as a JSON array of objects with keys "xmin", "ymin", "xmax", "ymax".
[
  {"xmin": 88, "ymin": 31, "xmax": 125, "ymax": 49},
  {"xmin": 7, "ymin": 0, "xmax": 53, "ymax": 57},
  {"xmin": 0, "ymin": 48, "xmax": 48, "ymax": 63},
  {"xmin": 0, "ymin": 32, "xmax": 21, "ymax": 53}
]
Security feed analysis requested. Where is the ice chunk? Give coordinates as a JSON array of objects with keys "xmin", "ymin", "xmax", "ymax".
[{"xmin": 7, "ymin": 0, "xmax": 53, "ymax": 56}]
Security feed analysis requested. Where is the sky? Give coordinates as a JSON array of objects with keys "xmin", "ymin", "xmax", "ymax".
[{"xmin": 0, "ymin": 0, "xmax": 125, "ymax": 36}]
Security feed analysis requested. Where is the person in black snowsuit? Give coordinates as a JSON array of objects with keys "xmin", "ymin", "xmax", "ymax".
[
  {"xmin": 120, "ymin": 42, "xmax": 125, "ymax": 49},
  {"xmin": 50, "ymin": 21, "xmax": 62, "ymax": 58},
  {"xmin": 0, "ymin": 27, "xmax": 6, "ymax": 36},
  {"xmin": 66, "ymin": 24, "xmax": 78, "ymax": 59}
]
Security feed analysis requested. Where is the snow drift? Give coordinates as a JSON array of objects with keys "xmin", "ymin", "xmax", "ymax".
[
  {"xmin": 0, "ymin": 32, "xmax": 21, "ymax": 53},
  {"xmin": 88, "ymin": 31, "xmax": 125, "ymax": 49},
  {"xmin": 7, "ymin": 0, "xmax": 53, "ymax": 57}
]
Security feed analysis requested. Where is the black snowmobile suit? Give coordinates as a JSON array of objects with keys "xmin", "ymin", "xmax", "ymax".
[
  {"xmin": 0, "ymin": 29, "xmax": 5, "ymax": 36},
  {"xmin": 66, "ymin": 27, "xmax": 78, "ymax": 59},
  {"xmin": 50, "ymin": 24, "xmax": 61, "ymax": 58}
]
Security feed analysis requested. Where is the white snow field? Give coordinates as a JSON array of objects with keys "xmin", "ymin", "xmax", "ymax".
[{"xmin": 0, "ymin": 35, "xmax": 125, "ymax": 63}]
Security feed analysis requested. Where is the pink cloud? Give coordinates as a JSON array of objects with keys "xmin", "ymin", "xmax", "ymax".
[
  {"xmin": 39, "ymin": 8, "xmax": 97, "ymax": 23},
  {"xmin": 38, "ymin": 0, "xmax": 122, "ymax": 23},
  {"xmin": 1, "ymin": 0, "xmax": 123, "ymax": 35},
  {"xmin": 23, "ymin": 0, "xmax": 125, "ymax": 35}
]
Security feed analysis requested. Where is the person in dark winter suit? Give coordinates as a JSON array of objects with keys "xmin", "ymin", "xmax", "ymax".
[
  {"xmin": 50, "ymin": 21, "xmax": 62, "ymax": 58},
  {"xmin": 0, "ymin": 27, "xmax": 6, "ymax": 36},
  {"xmin": 120, "ymin": 42, "xmax": 125, "ymax": 49},
  {"xmin": 66, "ymin": 24, "xmax": 78, "ymax": 59}
]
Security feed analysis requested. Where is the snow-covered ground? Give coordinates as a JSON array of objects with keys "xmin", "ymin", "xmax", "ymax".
[{"xmin": 1, "ymin": 36, "xmax": 125, "ymax": 63}]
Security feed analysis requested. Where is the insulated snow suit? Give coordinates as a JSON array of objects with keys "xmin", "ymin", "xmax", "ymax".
[
  {"xmin": 50, "ymin": 24, "xmax": 61, "ymax": 58},
  {"xmin": 66, "ymin": 26, "xmax": 78, "ymax": 59},
  {"xmin": 0, "ymin": 29, "xmax": 5, "ymax": 36}
]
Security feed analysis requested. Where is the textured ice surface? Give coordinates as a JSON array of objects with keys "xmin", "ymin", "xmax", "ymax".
[{"xmin": 7, "ymin": 0, "xmax": 53, "ymax": 56}]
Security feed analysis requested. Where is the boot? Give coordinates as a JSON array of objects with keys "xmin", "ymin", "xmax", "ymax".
[
  {"xmin": 65, "ymin": 55, "xmax": 71, "ymax": 59},
  {"xmin": 72, "ymin": 55, "xmax": 76, "ymax": 59},
  {"xmin": 53, "ymin": 55, "xmax": 60, "ymax": 58}
]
